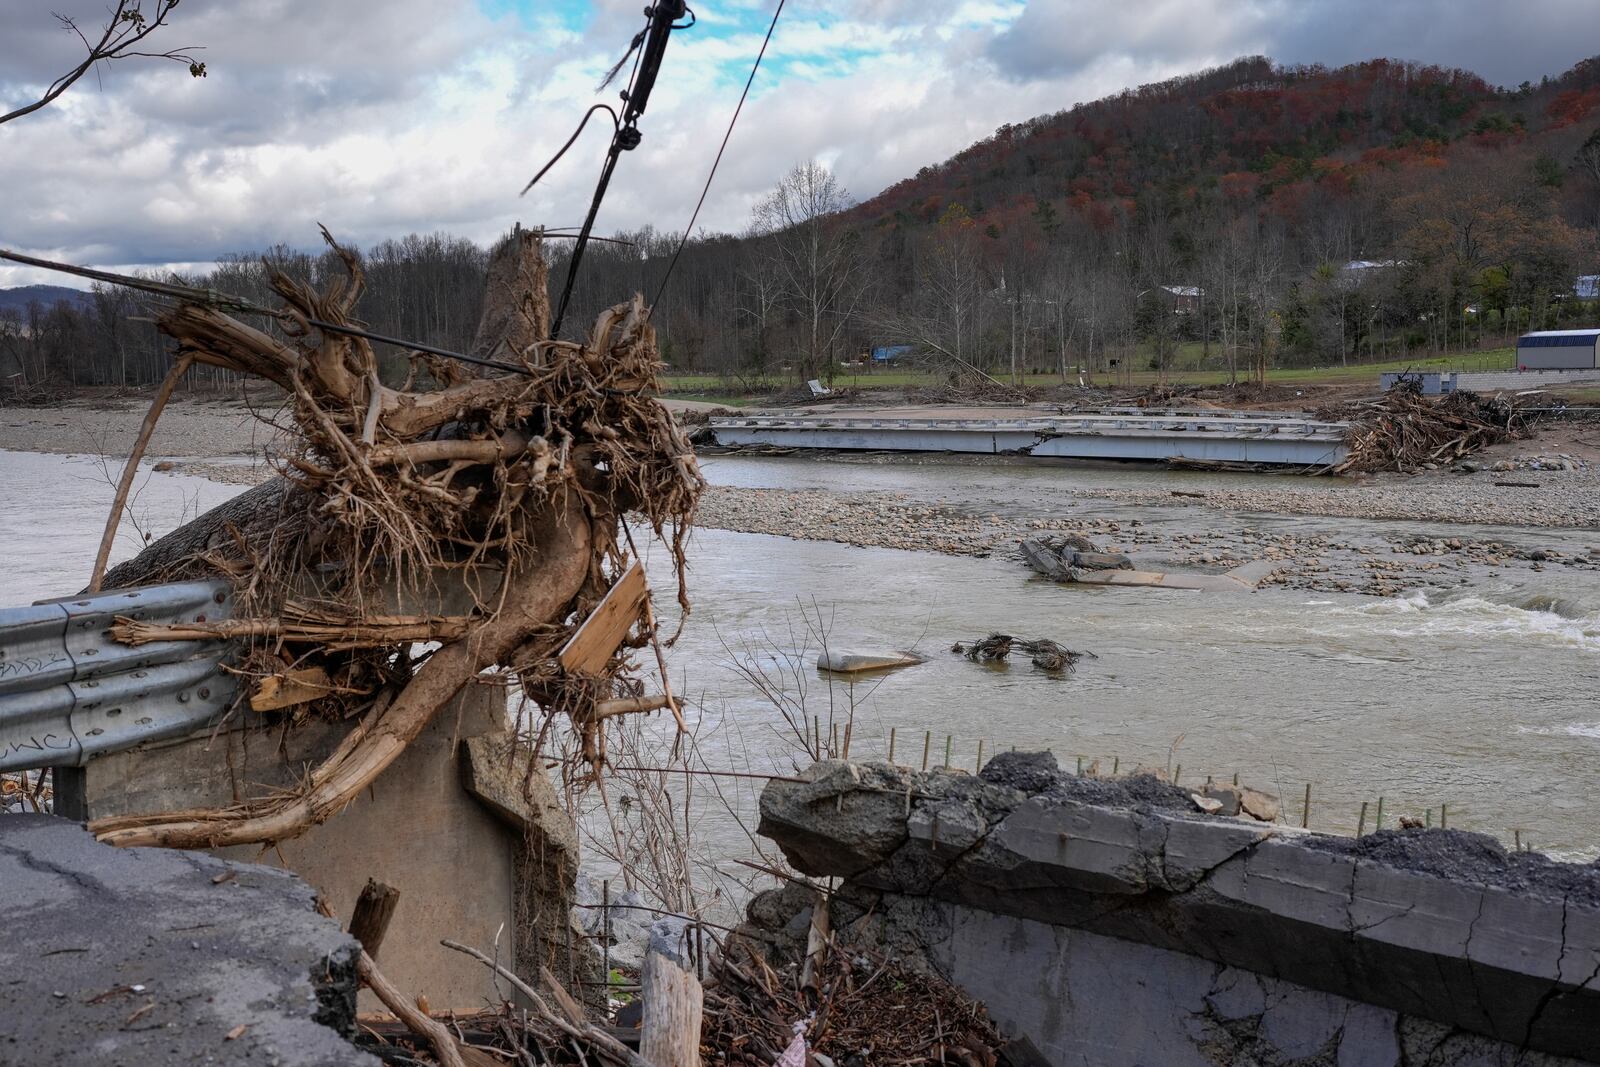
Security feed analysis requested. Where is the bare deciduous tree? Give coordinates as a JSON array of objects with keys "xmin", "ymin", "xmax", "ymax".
[
  {"xmin": 1, "ymin": 0, "xmax": 205, "ymax": 127},
  {"xmin": 754, "ymin": 162, "xmax": 865, "ymax": 381}
]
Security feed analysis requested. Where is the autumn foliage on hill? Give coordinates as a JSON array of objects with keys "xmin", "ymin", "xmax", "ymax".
[
  {"xmin": 854, "ymin": 55, "xmax": 1600, "ymax": 240},
  {"xmin": 7, "ymin": 56, "xmax": 1600, "ymax": 392},
  {"xmin": 794, "ymin": 54, "xmax": 1600, "ymax": 382}
]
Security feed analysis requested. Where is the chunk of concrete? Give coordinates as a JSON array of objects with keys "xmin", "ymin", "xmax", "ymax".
[
  {"xmin": 1239, "ymin": 786, "xmax": 1280, "ymax": 822},
  {"xmin": 815, "ymin": 650, "xmax": 925, "ymax": 674},
  {"xmin": 1202, "ymin": 782, "xmax": 1242, "ymax": 816},
  {"xmin": 759, "ymin": 762, "xmax": 1600, "ymax": 1063},
  {"xmin": 0, "ymin": 814, "xmax": 372, "ymax": 1066}
]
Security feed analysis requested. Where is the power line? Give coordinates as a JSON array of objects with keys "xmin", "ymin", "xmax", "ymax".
[
  {"xmin": 546, "ymin": 1, "xmax": 691, "ymax": 339},
  {"xmin": 650, "ymin": 0, "xmax": 785, "ymax": 312},
  {"xmin": 0, "ymin": 248, "xmax": 536, "ymax": 377}
]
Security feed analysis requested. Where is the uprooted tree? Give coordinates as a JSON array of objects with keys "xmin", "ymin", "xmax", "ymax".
[{"xmin": 88, "ymin": 224, "xmax": 704, "ymax": 850}]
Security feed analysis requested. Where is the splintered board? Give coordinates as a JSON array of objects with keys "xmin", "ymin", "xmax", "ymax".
[
  {"xmin": 557, "ymin": 562, "xmax": 647, "ymax": 676},
  {"xmin": 250, "ymin": 666, "xmax": 336, "ymax": 712}
]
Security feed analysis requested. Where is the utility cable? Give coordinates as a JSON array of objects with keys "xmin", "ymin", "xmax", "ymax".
[
  {"xmin": 0, "ymin": 248, "xmax": 536, "ymax": 376},
  {"xmin": 545, "ymin": 1, "xmax": 690, "ymax": 340},
  {"xmin": 650, "ymin": 0, "xmax": 784, "ymax": 312}
]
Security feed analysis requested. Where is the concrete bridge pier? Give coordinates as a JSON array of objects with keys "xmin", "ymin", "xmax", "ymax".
[{"xmin": 55, "ymin": 684, "xmax": 591, "ymax": 1013}]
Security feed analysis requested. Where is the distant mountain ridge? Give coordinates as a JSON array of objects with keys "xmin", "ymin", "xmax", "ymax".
[{"xmin": 0, "ymin": 285, "xmax": 93, "ymax": 314}]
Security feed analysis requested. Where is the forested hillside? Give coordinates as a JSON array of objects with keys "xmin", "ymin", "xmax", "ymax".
[
  {"xmin": 0, "ymin": 285, "xmax": 91, "ymax": 314},
  {"xmin": 5, "ymin": 55, "xmax": 1600, "ymax": 392}
]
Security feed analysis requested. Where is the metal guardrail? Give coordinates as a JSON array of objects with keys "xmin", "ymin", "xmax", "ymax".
[{"xmin": 0, "ymin": 581, "xmax": 239, "ymax": 772}]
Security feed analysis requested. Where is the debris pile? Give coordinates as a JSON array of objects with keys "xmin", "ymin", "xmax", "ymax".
[
  {"xmin": 345, "ymin": 924, "xmax": 1006, "ymax": 1067},
  {"xmin": 703, "ymin": 939, "xmax": 1004, "ymax": 1067},
  {"xmin": 952, "ymin": 633, "xmax": 1096, "ymax": 673},
  {"xmin": 1018, "ymin": 533, "xmax": 1132, "ymax": 582},
  {"xmin": 1325, "ymin": 382, "xmax": 1535, "ymax": 474},
  {"xmin": 84, "ymin": 226, "xmax": 705, "ymax": 849}
]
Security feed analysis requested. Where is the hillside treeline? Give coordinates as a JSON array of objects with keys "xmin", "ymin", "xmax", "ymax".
[{"xmin": 4, "ymin": 55, "xmax": 1600, "ymax": 392}]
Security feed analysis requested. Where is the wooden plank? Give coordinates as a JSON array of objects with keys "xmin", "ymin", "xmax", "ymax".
[
  {"xmin": 250, "ymin": 666, "xmax": 336, "ymax": 711},
  {"xmin": 557, "ymin": 562, "xmax": 647, "ymax": 676}
]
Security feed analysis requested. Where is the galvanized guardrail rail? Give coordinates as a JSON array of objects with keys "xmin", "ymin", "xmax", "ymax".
[{"xmin": 0, "ymin": 581, "xmax": 238, "ymax": 772}]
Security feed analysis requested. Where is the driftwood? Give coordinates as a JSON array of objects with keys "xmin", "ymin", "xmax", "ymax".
[
  {"xmin": 88, "ymin": 353, "xmax": 193, "ymax": 592},
  {"xmin": 441, "ymin": 938, "xmax": 652, "ymax": 1067},
  {"xmin": 1324, "ymin": 382, "xmax": 1536, "ymax": 474},
  {"xmin": 359, "ymin": 949, "xmax": 468, "ymax": 1067},
  {"xmin": 110, "ymin": 608, "xmax": 476, "ymax": 648},
  {"xmin": 93, "ymin": 487, "xmax": 592, "ymax": 849},
  {"xmin": 88, "ymin": 224, "xmax": 705, "ymax": 849},
  {"xmin": 952, "ymin": 633, "xmax": 1096, "ymax": 673}
]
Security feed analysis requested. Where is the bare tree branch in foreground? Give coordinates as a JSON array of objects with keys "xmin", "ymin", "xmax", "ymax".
[{"xmin": 1, "ymin": 0, "xmax": 205, "ymax": 126}]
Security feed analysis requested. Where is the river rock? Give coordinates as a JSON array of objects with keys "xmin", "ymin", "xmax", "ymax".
[{"xmin": 1239, "ymin": 786, "xmax": 1281, "ymax": 823}]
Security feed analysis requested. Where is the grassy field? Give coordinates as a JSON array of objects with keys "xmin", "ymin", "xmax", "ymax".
[{"xmin": 662, "ymin": 348, "xmax": 1519, "ymax": 399}]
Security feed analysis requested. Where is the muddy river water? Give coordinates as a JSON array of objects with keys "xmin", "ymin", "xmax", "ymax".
[{"xmin": 5, "ymin": 449, "xmax": 1598, "ymax": 862}]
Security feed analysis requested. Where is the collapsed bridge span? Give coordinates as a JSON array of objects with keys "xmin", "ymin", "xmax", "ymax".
[{"xmin": 710, "ymin": 408, "xmax": 1350, "ymax": 466}]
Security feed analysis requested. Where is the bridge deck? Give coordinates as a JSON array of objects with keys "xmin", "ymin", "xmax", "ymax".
[{"xmin": 709, "ymin": 409, "xmax": 1349, "ymax": 466}]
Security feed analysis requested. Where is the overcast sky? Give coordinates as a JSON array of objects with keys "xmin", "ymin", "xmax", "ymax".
[{"xmin": 2, "ymin": 0, "xmax": 1596, "ymax": 288}]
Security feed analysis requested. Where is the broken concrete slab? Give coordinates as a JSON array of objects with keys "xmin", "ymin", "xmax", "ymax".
[
  {"xmin": 1069, "ymin": 561, "xmax": 1276, "ymax": 591},
  {"xmin": 815, "ymin": 650, "xmax": 925, "ymax": 673},
  {"xmin": 758, "ymin": 754, "xmax": 1600, "ymax": 1064},
  {"xmin": 0, "ymin": 813, "xmax": 372, "ymax": 1066}
]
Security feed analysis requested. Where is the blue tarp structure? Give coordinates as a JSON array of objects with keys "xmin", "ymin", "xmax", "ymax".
[{"xmin": 872, "ymin": 345, "xmax": 913, "ymax": 363}]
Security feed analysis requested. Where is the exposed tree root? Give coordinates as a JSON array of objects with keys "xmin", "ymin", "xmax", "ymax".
[{"xmin": 89, "ymin": 224, "xmax": 704, "ymax": 848}]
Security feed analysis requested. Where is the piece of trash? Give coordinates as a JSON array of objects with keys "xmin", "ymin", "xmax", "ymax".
[
  {"xmin": 225, "ymin": 1024, "xmax": 249, "ymax": 1041},
  {"xmin": 815, "ymin": 650, "xmax": 925, "ymax": 674},
  {"xmin": 211, "ymin": 870, "xmax": 237, "ymax": 885},
  {"xmin": 776, "ymin": 1031, "xmax": 807, "ymax": 1067}
]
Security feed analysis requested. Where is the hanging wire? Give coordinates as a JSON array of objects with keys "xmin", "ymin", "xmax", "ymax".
[
  {"xmin": 545, "ymin": 1, "xmax": 690, "ymax": 338},
  {"xmin": 0, "ymin": 248, "xmax": 538, "ymax": 377},
  {"xmin": 520, "ymin": 104, "xmax": 620, "ymax": 196},
  {"xmin": 650, "ymin": 0, "xmax": 785, "ymax": 311}
]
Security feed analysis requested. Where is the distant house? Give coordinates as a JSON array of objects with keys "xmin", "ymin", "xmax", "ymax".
[
  {"xmin": 1340, "ymin": 260, "xmax": 1403, "ymax": 274},
  {"xmin": 1333, "ymin": 260, "xmax": 1403, "ymax": 292},
  {"xmin": 1576, "ymin": 275, "xmax": 1600, "ymax": 301},
  {"xmin": 1516, "ymin": 329, "xmax": 1600, "ymax": 370},
  {"xmin": 871, "ymin": 345, "xmax": 913, "ymax": 365},
  {"xmin": 1145, "ymin": 285, "xmax": 1203, "ymax": 314}
]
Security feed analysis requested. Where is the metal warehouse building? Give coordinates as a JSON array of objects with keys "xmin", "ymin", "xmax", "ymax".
[{"xmin": 1515, "ymin": 329, "xmax": 1600, "ymax": 370}]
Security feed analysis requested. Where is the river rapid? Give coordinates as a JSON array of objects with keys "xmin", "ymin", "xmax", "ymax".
[{"xmin": 5, "ymin": 448, "xmax": 1598, "ymax": 862}]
